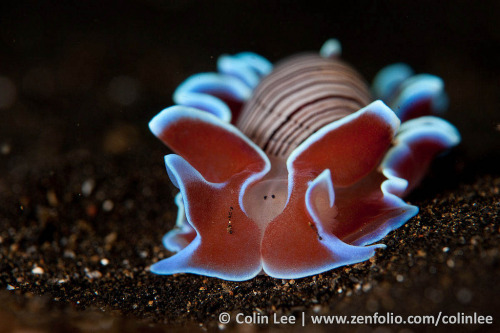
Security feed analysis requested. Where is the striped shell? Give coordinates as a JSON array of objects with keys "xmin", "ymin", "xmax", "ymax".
[{"xmin": 237, "ymin": 54, "xmax": 372, "ymax": 157}]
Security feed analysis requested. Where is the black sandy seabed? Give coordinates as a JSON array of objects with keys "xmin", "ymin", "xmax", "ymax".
[{"xmin": 0, "ymin": 1, "xmax": 499, "ymax": 332}]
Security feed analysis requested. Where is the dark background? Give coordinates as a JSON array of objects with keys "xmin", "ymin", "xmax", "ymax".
[
  {"xmin": 1, "ymin": 0, "xmax": 498, "ymax": 169},
  {"xmin": 0, "ymin": 1, "xmax": 499, "ymax": 332}
]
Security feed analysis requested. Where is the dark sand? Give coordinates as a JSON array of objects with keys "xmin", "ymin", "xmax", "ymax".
[{"xmin": 1, "ymin": 1, "xmax": 499, "ymax": 332}]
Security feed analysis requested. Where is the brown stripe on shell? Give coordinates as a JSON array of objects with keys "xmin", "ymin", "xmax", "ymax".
[{"xmin": 236, "ymin": 53, "xmax": 372, "ymax": 157}]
